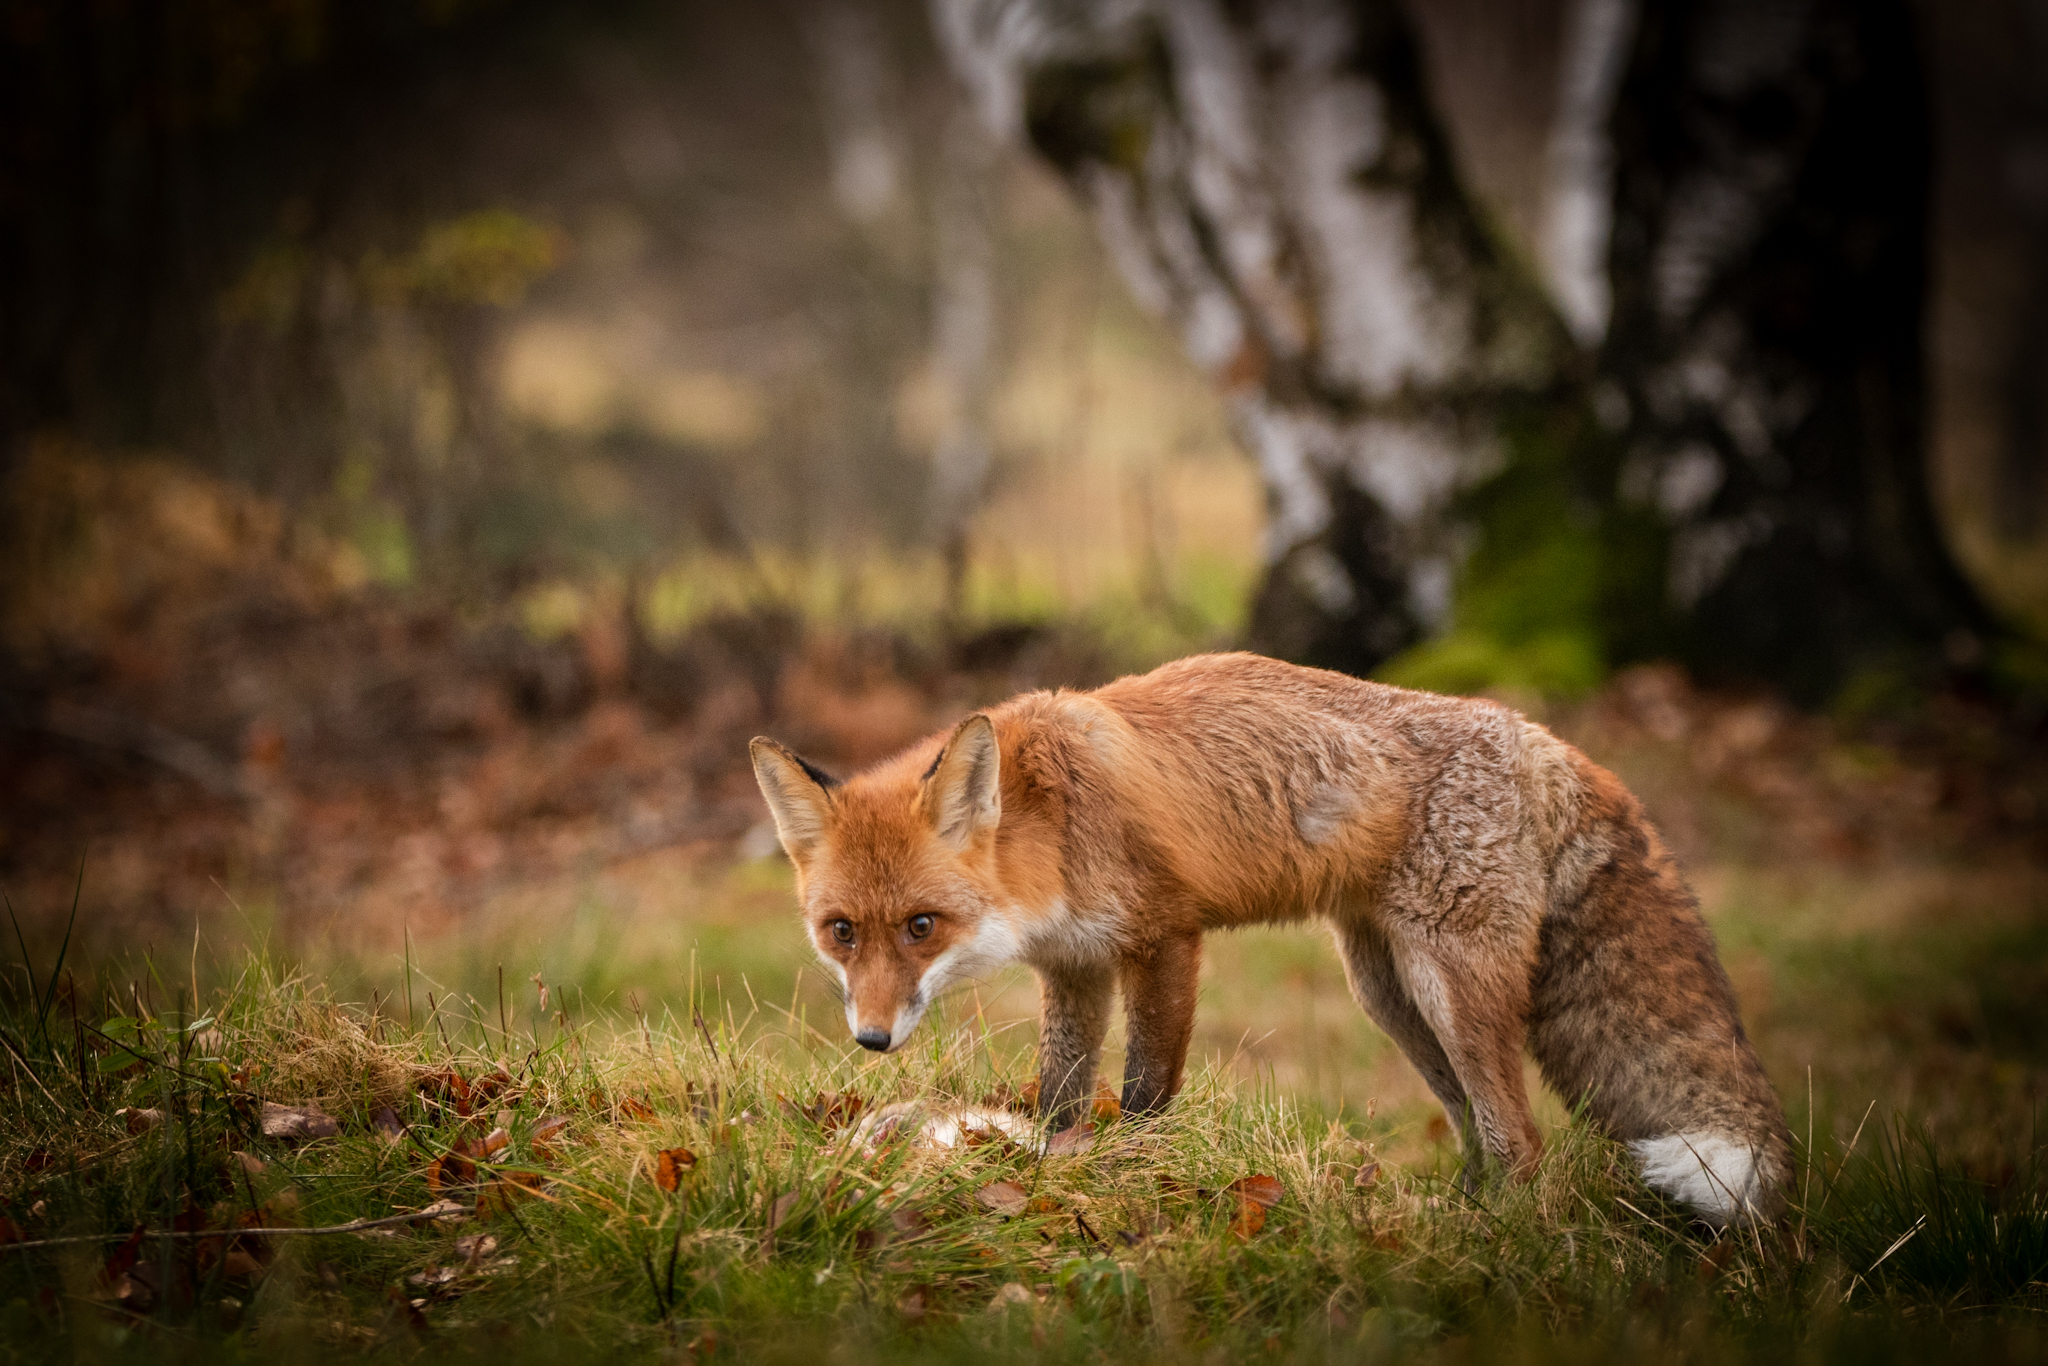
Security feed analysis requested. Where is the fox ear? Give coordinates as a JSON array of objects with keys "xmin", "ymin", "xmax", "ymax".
[
  {"xmin": 750, "ymin": 738, "xmax": 837, "ymax": 865},
  {"xmin": 923, "ymin": 714, "xmax": 1000, "ymax": 849}
]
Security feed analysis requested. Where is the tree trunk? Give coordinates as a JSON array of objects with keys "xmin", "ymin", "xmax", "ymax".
[
  {"xmin": 933, "ymin": 0, "xmax": 1570, "ymax": 676},
  {"xmin": 1601, "ymin": 0, "xmax": 1997, "ymax": 700}
]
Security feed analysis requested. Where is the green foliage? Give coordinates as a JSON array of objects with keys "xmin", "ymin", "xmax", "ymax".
[{"xmin": 1379, "ymin": 399, "xmax": 1665, "ymax": 701}]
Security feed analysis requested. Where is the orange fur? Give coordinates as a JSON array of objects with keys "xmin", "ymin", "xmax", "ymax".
[{"xmin": 751, "ymin": 653, "xmax": 1790, "ymax": 1225}]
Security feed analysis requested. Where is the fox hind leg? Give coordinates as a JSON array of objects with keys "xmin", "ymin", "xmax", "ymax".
[
  {"xmin": 1385, "ymin": 927, "xmax": 1545, "ymax": 1183},
  {"xmin": 1332, "ymin": 920, "xmax": 1484, "ymax": 1179}
]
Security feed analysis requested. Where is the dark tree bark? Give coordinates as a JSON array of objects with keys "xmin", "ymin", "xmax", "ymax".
[
  {"xmin": 934, "ymin": 0, "xmax": 1570, "ymax": 676},
  {"xmin": 1600, "ymin": 0, "xmax": 1998, "ymax": 699},
  {"xmin": 938, "ymin": 0, "xmax": 2003, "ymax": 702}
]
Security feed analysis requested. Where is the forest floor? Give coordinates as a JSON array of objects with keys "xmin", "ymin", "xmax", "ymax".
[{"xmin": 4, "ymin": 458, "xmax": 2048, "ymax": 1361}]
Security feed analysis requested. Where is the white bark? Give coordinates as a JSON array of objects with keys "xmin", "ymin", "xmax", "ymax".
[{"xmin": 931, "ymin": 0, "xmax": 1565, "ymax": 666}]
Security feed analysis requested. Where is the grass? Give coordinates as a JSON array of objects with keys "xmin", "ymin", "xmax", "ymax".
[{"xmin": 2, "ymin": 943, "xmax": 2045, "ymax": 1365}]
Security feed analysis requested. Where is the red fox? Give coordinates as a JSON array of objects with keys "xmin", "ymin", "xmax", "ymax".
[{"xmin": 751, "ymin": 653, "xmax": 1791, "ymax": 1225}]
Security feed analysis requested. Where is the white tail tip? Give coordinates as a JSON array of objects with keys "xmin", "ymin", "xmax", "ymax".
[{"xmin": 1629, "ymin": 1131, "xmax": 1768, "ymax": 1227}]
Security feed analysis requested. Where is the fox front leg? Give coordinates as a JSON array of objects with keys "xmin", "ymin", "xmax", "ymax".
[
  {"xmin": 1118, "ymin": 934, "xmax": 1201, "ymax": 1117},
  {"xmin": 1034, "ymin": 960, "xmax": 1115, "ymax": 1130}
]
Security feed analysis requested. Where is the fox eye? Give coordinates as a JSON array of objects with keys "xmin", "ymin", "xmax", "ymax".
[
  {"xmin": 907, "ymin": 914, "xmax": 934, "ymax": 941},
  {"xmin": 829, "ymin": 919, "xmax": 854, "ymax": 946}
]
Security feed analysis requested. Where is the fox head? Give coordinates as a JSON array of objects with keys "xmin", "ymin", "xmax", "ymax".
[{"xmin": 749, "ymin": 715, "xmax": 1022, "ymax": 1053}]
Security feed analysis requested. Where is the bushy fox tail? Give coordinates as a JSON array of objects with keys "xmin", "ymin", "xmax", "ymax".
[{"xmin": 1526, "ymin": 751, "xmax": 1792, "ymax": 1226}]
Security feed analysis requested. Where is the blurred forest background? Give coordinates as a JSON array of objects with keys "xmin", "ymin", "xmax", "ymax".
[{"xmin": 2, "ymin": 0, "xmax": 2047, "ymax": 1161}]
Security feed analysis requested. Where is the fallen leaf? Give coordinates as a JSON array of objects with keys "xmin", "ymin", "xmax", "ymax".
[
  {"xmin": 975, "ymin": 1181, "xmax": 1029, "ymax": 1217},
  {"xmin": 1091, "ymin": 1083, "xmax": 1121, "ymax": 1123},
  {"xmin": 454, "ymin": 1233, "xmax": 498, "ymax": 1264},
  {"xmin": 1017, "ymin": 1079, "xmax": 1040, "ymax": 1113},
  {"xmin": 889, "ymin": 1204, "xmax": 931, "ymax": 1237},
  {"xmin": 617, "ymin": 1094, "xmax": 655, "ymax": 1122},
  {"xmin": 1698, "ymin": 1240, "xmax": 1738, "ymax": 1284},
  {"xmin": 1230, "ymin": 1201, "xmax": 1267, "ymax": 1238},
  {"xmin": 468, "ymin": 1070, "xmax": 513, "ymax": 1105},
  {"xmin": 426, "ymin": 1150, "xmax": 478, "ymax": 1194},
  {"xmin": 476, "ymin": 1172, "xmax": 543, "ymax": 1221},
  {"xmin": 260, "ymin": 1102, "xmax": 339, "ymax": 1140},
  {"xmin": 986, "ymin": 1281, "xmax": 1035, "ymax": 1312},
  {"xmin": 1353, "ymin": 1161, "xmax": 1381, "ymax": 1189},
  {"xmin": 654, "ymin": 1147, "xmax": 698, "ymax": 1193},
  {"xmin": 229, "ymin": 1151, "xmax": 267, "ymax": 1178},
  {"xmin": 221, "ymin": 1247, "xmax": 265, "ymax": 1279},
  {"xmin": 418, "ymin": 1067, "xmax": 470, "ymax": 1110},
  {"xmin": 787, "ymin": 1090, "xmax": 866, "ymax": 1133},
  {"xmin": 117, "ymin": 1107, "xmax": 164, "ymax": 1134},
  {"xmin": 480, "ymin": 1127, "xmax": 511, "ymax": 1157},
  {"xmin": 1228, "ymin": 1174, "xmax": 1285, "ymax": 1209},
  {"xmin": 1026, "ymin": 1196, "xmax": 1062, "ymax": 1216},
  {"xmin": 1367, "ymin": 1229, "xmax": 1403, "ymax": 1251},
  {"xmin": 100, "ymin": 1227, "xmax": 146, "ymax": 1286},
  {"xmin": 408, "ymin": 1266, "xmax": 460, "ymax": 1289},
  {"xmin": 1046, "ymin": 1123, "xmax": 1094, "ymax": 1157},
  {"xmin": 767, "ymin": 1190, "xmax": 799, "ymax": 1233},
  {"xmin": 896, "ymin": 1286, "xmax": 928, "ymax": 1321},
  {"xmin": 530, "ymin": 1115, "xmax": 572, "ymax": 1160}
]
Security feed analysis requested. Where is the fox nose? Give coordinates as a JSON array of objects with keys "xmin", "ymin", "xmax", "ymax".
[{"xmin": 854, "ymin": 1026, "xmax": 891, "ymax": 1052}]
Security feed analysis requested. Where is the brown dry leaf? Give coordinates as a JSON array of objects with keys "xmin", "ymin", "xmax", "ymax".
[
  {"xmin": 468, "ymin": 1070, "xmax": 513, "ymax": 1105},
  {"xmin": 480, "ymin": 1127, "xmax": 511, "ymax": 1158},
  {"xmin": 1698, "ymin": 1240, "xmax": 1738, "ymax": 1284},
  {"xmin": 986, "ymin": 1281, "xmax": 1036, "ymax": 1312},
  {"xmin": 418, "ymin": 1067, "xmax": 470, "ymax": 1110},
  {"xmin": 221, "ymin": 1247, "xmax": 265, "ymax": 1279},
  {"xmin": 767, "ymin": 1190, "xmax": 800, "ymax": 1233},
  {"xmin": 1353, "ymin": 1161, "xmax": 1382, "ymax": 1189},
  {"xmin": 259, "ymin": 1102, "xmax": 339, "ymax": 1140},
  {"xmin": 889, "ymin": 1204, "xmax": 931, "ymax": 1237},
  {"xmin": 1016, "ymin": 1080, "xmax": 1041, "ymax": 1113},
  {"xmin": 1025, "ymin": 1195, "xmax": 1062, "ymax": 1216},
  {"xmin": 1045, "ymin": 1123, "xmax": 1094, "ymax": 1157},
  {"xmin": 1090, "ymin": 1083, "xmax": 1121, "ymax": 1123},
  {"xmin": 477, "ymin": 1171, "xmax": 543, "ymax": 1221},
  {"xmin": 228, "ymin": 1151, "xmax": 267, "ymax": 1180},
  {"xmin": 617, "ymin": 1094, "xmax": 655, "ymax": 1122},
  {"xmin": 426, "ymin": 1149, "xmax": 478, "ymax": 1194},
  {"xmin": 1228, "ymin": 1174, "xmax": 1285, "ymax": 1209},
  {"xmin": 371, "ymin": 1106, "xmax": 406, "ymax": 1143},
  {"xmin": 653, "ymin": 1147, "xmax": 698, "ymax": 1193},
  {"xmin": 788, "ymin": 1090, "xmax": 865, "ymax": 1134},
  {"xmin": 896, "ymin": 1286, "xmax": 929, "ymax": 1321},
  {"xmin": 529, "ymin": 1115, "xmax": 572, "ymax": 1161},
  {"xmin": 1367, "ymin": 1229, "xmax": 1403, "ymax": 1251},
  {"xmin": 975, "ymin": 1181, "xmax": 1029, "ymax": 1217},
  {"xmin": 117, "ymin": 1107, "xmax": 164, "ymax": 1134},
  {"xmin": 1229, "ymin": 1200, "xmax": 1267, "ymax": 1239}
]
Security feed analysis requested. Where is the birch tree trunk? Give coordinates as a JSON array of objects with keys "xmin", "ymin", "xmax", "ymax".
[
  {"xmin": 1600, "ymin": 0, "xmax": 1997, "ymax": 698},
  {"xmin": 934, "ymin": 0, "xmax": 1570, "ymax": 675}
]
